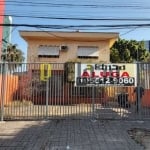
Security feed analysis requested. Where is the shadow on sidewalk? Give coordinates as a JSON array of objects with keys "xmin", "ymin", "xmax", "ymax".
[{"xmin": 0, "ymin": 119, "xmax": 149, "ymax": 150}]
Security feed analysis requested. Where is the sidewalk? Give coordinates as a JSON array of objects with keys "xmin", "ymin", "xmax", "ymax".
[{"xmin": 0, "ymin": 120, "xmax": 149, "ymax": 150}]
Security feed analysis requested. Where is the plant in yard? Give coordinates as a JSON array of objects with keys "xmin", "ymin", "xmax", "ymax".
[{"xmin": 1, "ymin": 43, "xmax": 25, "ymax": 71}]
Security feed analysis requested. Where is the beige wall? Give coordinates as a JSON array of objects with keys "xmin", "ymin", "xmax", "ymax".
[{"xmin": 27, "ymin": 39, "xmax": 111, "ymax": 63}]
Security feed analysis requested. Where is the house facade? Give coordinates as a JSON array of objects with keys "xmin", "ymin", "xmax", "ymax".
[
  {"xmin": 17, "ymin": 31, "xmax": 119, "ymax": 105},
  {"xmin": 20, "ymin": 31, "xmax": 119, "ymax": 63},
  {"xmin": 144, "ymin": 40, "xmax": 150, "ymax": 52}
]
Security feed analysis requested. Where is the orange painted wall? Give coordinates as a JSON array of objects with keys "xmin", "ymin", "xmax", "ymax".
[
  {"xmin": 0, "ymin": 75, "xmax": 18, "ymax": 106},
  {"xmin": 106, "ymin": 86, "xmax": 150, "ymax": 108},
  {"xmin": 127, "ymin": 87, "xmax": 150, "ymax": 107},
  {"xmin": 141, "ymin": 89, "xmax": 150, "ymax": 107}
]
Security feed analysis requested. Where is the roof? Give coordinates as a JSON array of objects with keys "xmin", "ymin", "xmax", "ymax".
[{"xmin": 19, "ymin": 30, "xmax": 119, "ymax": 42}]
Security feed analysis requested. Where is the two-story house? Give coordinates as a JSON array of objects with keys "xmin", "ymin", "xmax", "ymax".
[
  {"xmin": 20, "ymin": 31, "xmax": 119, "ymax": 63},
  {"xmin": 18, "ymin": 31, "xmax": 119, "ymax": 105}
]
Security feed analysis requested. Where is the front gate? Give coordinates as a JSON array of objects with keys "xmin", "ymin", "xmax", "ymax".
[{"xmin": 0, "ymin": 62, "xmax": 150, "ymax": 120}]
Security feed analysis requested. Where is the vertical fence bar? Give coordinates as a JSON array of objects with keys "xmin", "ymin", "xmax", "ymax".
[
  {"xmin": 92, "ymin": 86, "xmax": 95, "ymax": 119},
  {"xmin": 1, "ymin": 63, "xmax": 6, "ymax": 121},
  {"xmin": 46, "ymin": 78, "xmax": 49, "ymax": 119},
  {"xmin": 136, "ymin": 62, "xmax": 141, "ymax": 118}
]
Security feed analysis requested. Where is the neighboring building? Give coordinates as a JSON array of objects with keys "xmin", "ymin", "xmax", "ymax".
[
  {"xmin": 144, "ymin": 41, "xmax": 150, "ymax": 52},
  {"xmin": 0, "ymin": 0, "xmax": 5, "ymax": 58},
  {"xmin": 2, "ymin": 16, "xmax": 12, "ymax": 49},
  {"xmin": 19, "ymin": 31, "xmax": 119, "ymax": 63}
]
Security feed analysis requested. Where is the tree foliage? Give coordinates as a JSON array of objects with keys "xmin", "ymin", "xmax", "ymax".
[
  {"xmin": 1, "ymin": 44, "xmax": 25, "ymax": 71},
  {"xmin": 1, "ymin": 44, "xmax": 25, "ymax": 63},
  {"xmin": 110, "ymin": 38, "xmax": 150, "ymax": 63}
]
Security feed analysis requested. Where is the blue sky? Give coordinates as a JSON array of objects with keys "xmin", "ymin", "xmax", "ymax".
[{"xmin": 4, "ymin": 0, "xmax": 150, "ymax": 59}]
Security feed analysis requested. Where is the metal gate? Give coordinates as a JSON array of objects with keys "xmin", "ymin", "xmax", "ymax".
[{"xmin": 0, "ymin": 62, "xmax": 150, "ymax": 120}]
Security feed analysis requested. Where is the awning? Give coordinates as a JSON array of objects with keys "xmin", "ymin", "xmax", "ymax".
[
  {"xmin": 77, "ymin": 46, "xmax": 99, "ymax": 57},
  {"xmin": 38, "ymin": 45, "xmax": 59, "ymax": 56}
]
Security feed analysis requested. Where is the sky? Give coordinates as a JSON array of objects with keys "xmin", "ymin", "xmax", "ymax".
[{"xmin": 3, "ymin": 0, "xmax": 150, "ymax": 59}]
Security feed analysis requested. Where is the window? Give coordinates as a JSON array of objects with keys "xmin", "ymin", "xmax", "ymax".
[
  {"xmin": 38, "ymin": 45, "xmax": 59, "ymax": 58},
  {"xmin": 77, "ymin": 46, "xmax": 99, "ymax": 59}
]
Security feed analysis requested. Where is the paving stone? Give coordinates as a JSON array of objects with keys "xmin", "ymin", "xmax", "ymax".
[{"xmin": 0, "ymin": 120, "xmax": 149, "ymax": 150}]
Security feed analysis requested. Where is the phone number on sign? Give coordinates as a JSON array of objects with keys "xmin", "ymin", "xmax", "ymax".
[{"xmin": 76, "ymin": 77, "xmax": 135, "ymax": 86}]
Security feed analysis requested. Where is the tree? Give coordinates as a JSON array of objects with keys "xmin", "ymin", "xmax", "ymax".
[
  {"xmin": 1, "ymin": 44, "xmax": 25, "ymax": 62},
  {"xmin": 1, "ymin": 44, "xmax": 25, "ymax": 71},
  {"xmin": 110, "ymin": 38, "xmax": 150, "ymax": 63}
]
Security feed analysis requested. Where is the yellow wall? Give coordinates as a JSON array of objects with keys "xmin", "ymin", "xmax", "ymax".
[{"xmin": 27, "ymin": 39, "xmax": 111, "ymax": 63}]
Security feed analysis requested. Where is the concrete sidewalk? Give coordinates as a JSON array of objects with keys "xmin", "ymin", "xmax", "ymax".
[{"xmin": 0, "ymin": 120, "xmax": 149, "ymax": 150}]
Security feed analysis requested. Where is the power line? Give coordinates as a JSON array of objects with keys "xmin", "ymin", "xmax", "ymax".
[
  {"xmin": 2, "ymin": 0, "xmax": 147, "ymax": 9},
  {"xmin": 4, "ymin": 0, "xmax": 150, "ymax": 26},
  {"xmin": 2, "ymin": 0, "xmax": 150, "ymax": 38},
  {"xmin": 1, "ymin": 23, "xmax": 150, "ymax": 29},
  {"xmin": 4, "ymin": 1, "xmax": 150, "ymax": 15},
  {"xmin": 120, "ymin": 27, "xmax": 139, "ymax": 36},
  {"xmin": 2, "ymin": 15, "xmax": 150, "ymax": 22}
]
